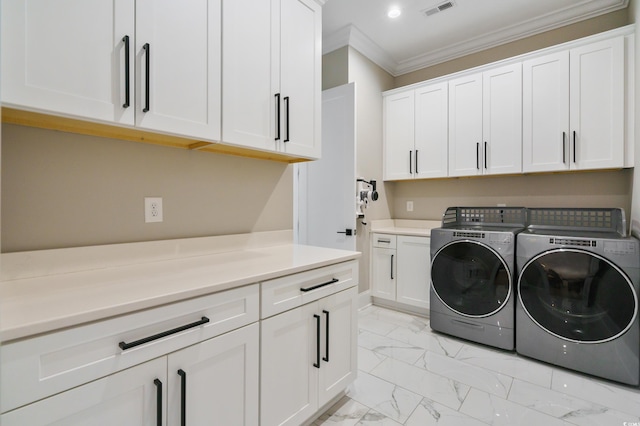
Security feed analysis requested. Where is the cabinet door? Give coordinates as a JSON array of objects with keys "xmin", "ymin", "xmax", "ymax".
[
  {"xmin": 135, "ymin": 0, "xmax": 221, "ymax": 141},
  {"xmin": 278, "ymin": 0, "xmax": 322, "ymax": 159},
  {"xmin": 371, "ymin": 247, "xmax": 397, "ymax": 300},
  {"xmin": 261, "ymin": 303, "xmax": 318, "ymax": 426},
  {"xmin": 570, "ymin": 37, "xmax": 624, "ymax": 170},
  {"xmin": 483, "ymin": 63, "xmax": 522, "ymax": 175},
  {"xmin": 396, "ymin": 236, "xmax": 431, "ymax": 309},
  {"xmin": 1, "ymin": 358, "xmax": 166, "ymax": 426},
  {"xmin": 317, "ymin": 287, "xmax": 358, "ymax": 407},
  {"xmin": 522, "ymin": 51, "xmax": 570, "ymax": 173},
  {"xmin": 167, "ymin": 323, "xmax": 259, "ymax": 426},
  {"xmin": 384, "ymin": 91, "xmax": 415, "ymax": 181},
  {"xmin": 449, "ymin": 73, "xmax": 483, "ymax": 177},
  {"xmin": 415, "ymin": 82, "xmax": 448, "ymax": 178},
  {"xmin": 222, "ymin": 0, "xmax": 274, "ymax": 151},
  {"xmin": 1, "ymin": 0, "xmax": 135, "ymax": 125}
]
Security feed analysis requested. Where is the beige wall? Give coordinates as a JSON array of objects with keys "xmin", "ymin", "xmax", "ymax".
[
  {"xmin": 346, "ymin": 47, "xmax": 395, "ymax": 292},
  {"xmin": 322, "ymin": 46, "xmax": 349, "ymax": 90},
  {"xmin": 631, "ymin": 0, "xmax": 640, "ymax": 235},
  {"xmin": 1, "ymin": 125, "xmax": 293, "ymax": 252},
  {"xmin": 395, "ymin": 8, "xmax": 630, "ymax": 88}
]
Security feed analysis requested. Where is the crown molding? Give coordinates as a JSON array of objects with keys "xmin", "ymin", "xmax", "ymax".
[{"xmin": 322, "ymin": 0, "xmax": 629, "ymax": 77}]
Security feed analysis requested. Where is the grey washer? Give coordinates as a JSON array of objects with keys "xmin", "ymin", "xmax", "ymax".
[
  {"xmin": 516, "ymin": 228, "xmax": 640, "ymax": 385},
  {"xmin": 430, "ymin": 207, "xmax": 526, "ymax": 350}
]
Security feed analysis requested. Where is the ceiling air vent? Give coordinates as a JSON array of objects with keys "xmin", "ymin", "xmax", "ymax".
[{"xmin": 424, "ymin": 1, "xmax": 455, "ymax": 17}]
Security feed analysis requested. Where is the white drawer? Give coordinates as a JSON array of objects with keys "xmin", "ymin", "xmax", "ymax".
[
  {"xmin": 261, "ymin": 260, "xmax": 359, "ymax": 319},
  {"xmin": 372, "ymin": 233, "xmax": 396, "ymax": 249},
  {"xmin": 1, "ymin": 283, "xmax": 259, "ymax": 413}
]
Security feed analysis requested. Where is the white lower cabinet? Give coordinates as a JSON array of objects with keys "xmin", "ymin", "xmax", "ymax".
[
  {"xmin": 167, "ymin": 323, "xmax": 259, "ymax": 426},
  {"xmin": 261, "ymin": 285, "xmax": 358, "ymax": 426},
  {"xmin": 1, "ymin": 357, "xmax": 167, "ymax": 426},
  {"xmin": 371, "ymin": 233, "xmax": 430, "ymax": 310}
]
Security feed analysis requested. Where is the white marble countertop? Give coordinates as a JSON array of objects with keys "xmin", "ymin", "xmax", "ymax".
[
  {"xmin": 370, "ymin": 219, "xmax": 442, "ymax": 237},
  {"xmin": 0, "ymin": 231, "xmax": 360, "ymax": 342}
]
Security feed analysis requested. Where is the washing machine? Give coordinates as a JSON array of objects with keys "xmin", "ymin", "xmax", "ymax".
[
  {"xmin": 516, "ymin": 208, "xmax": 640, "ymax": 385},
  {"xmin": 430, "ymin": 207, "xmax": 526, "ymax": 350}
]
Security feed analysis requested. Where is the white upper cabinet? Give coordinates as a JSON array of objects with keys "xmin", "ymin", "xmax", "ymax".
[
  {"xmin": 383, "ymin": 91, "xmax": 415, "ymax": 180},
  {"xmin": 570, "ymin": 37, "xmax": 624, "ymax": 170},
  {"xmin": 135, "ymin": 0, "xmax": 221, "ymax": 141},
  {"xmin": 2, "ymin": 0, "xmax": 221, "ymax": 141},
  {"xmin": 482, "ymin": 63, "xmax": 522, "ymax": 175},
  {"xmin": 448, "ymin": 73, "xmax": 484, "ymax": 177},
  {"xmin": 222, "ymin": 0, "xmax": 322, "ymax": 159},
  {"xmin": 522, "ymin": 52, "xmax": 570, "ymax": 172},
  {"xmin": 415, "ymin": 82, "xmax": 449, "ymax": 178},
  {"xmin": 1, "ymin": 0, "xmax": 135, "ymax": 125},
  {"xmin": 383, "ymin": 82, "xmax": 448, "ymax": 180},
  {"xmin": 449, "ymin": 63, "xmax": 522, "ymax": 177},
  {"xmin": 523, "ymin": 37, "xmax": 624, "ymax": 172}
]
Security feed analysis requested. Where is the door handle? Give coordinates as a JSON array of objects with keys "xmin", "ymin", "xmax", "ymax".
[
  {"xmin": 562, "ymin": 132, "xmax": 566, "ymax": 164},
  {"xmin": 415, "ymin": 149, "xmax": 419, "ymax": 174},
  {"xmin": 154, "ymin": 379, "xmax": 162, "ymax": 426},
  {"xmin": 573, "ymin": 131, "xmax": 577, "ymax": 163},
  {"xmin": 275, "ymin": 93, "xmax": 281, "ymax": 141},
  {"xmin": 178, "ymin": 369, "xmax": 187, "ymax": 426},
  {"xmin": 476, "ymin": 143, "xmax": 480, "ymax": 170},
  {"xmin": 390, "ymin": 254, "xmax": 394, "ymax": 279},
  {"xmin": 283, "ymin": 96, "xmax": 290, "ymax": 142},
  {"xmin": 409, "ymin": 150, "xmax": 413, "ymax": 174},
  {"xmin": 337, "ymin": 229, "xmax": 356, "ymax": 236},
  {"xmin": 484, "ymin": 142, "xmax": 488, "ymax": 169}
]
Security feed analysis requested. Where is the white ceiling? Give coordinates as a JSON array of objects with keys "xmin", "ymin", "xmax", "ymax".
[{"xmin": 322, "ymin": 0, "xmax": 629, "ymax": 76}]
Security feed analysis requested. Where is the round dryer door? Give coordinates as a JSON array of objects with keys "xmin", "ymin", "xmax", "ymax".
[
  {"xmin": 518, "ymin": 249, "xmax": 637, "ymax": 343},
  {"xmin": 431, "ymin": 240, "xmax": 511, "ymax": 317}
]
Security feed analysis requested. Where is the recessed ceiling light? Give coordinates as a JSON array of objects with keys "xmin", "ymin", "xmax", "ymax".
[{"xmin": 388, "ymin": 7, "xmax": 401, "ymax": 18}]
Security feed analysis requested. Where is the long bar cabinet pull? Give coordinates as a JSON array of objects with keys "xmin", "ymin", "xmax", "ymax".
[
  {"xmin": 143, "ymin": 43, "xmax": 150, "ymax": 112},
  {"xmin": 409, "ymin": 150, "xmax": 413, "ymax": 174},
  {"xmin": 476, "ymin": 143, "xmax": 480, "ymax": 170},
  {"xmin": 562, "ymin": 132, "xmax": 566, "ymax": 164},
  {"xmin": 154, "ymin": 379, "xmax": 162, "ymax": 426},
  {"xmin": 118, "ymin": 317, "xmax": 210, "ymax": 350},
  {"xmin": 283, "ymin": 96, "xmax": 290, "ymax": 142},
  {"xmin": 178, "ymin": 369, "xmax": 187, "ymax": 426},
  {"xmin": 322, "ymin": 310, "xmax": 330, "ymax": 362},
  {"xmin": 484, "ymin": 142, "xmax": 488, "ymax": 169},
  {"xmin": 313, "ymin": 314, "xmax": 321, "ymax": 368},
  {"xmin": 391, "ymin": 254, "xmax": 394, "ymax": 279},
  {"xmin": 573, "ymin": 131, "xmax": 577, "ymax": 163},
  {"xmin": 415, "ymin": 150, "xmax": 419, "ymax": 174},
  {"xmin": 122, "ymin": 36, "xmax": 130, "ymax": 108},
  {"xmin": 274, "ymin": 93, "xmax": 281, "ymax": 141},
  {"xmin": 300, "ymin": 278, "xmax": 339, "ymax": 292}
]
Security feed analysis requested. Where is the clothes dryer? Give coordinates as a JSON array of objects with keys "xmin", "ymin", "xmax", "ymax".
[
  {"xmin": 516, "ymin": 208, "xmax": 640, "ymax": 385},
  {"xmin": 430, "ymin": 207, "xmax": 526, "ymax": 350}
]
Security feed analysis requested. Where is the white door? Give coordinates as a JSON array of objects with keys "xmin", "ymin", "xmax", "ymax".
[
  {"xmin": 296, "ymin": 83, "xmax": 356, "ymax": 251},
  {"xmin": 383, "ymin": 90, "xmax": 415, "ymax": 180},
  {"xmin": 522, "ymin": 51, "xmax": 570, "ymax": 173},
  {"xmin": 260, "ymin": 303, "xmax": 319, "ymax": 426},
  {"xmin": 483, "ymin": 63, "xmax": 522, "ymax": 175},
  {"xmin": 396, "ymin": 236, "xmax": 430, "ymax": 309},
  {"xmin": 318, "ymin": 287, "xmax": 358, "ymax": 407},
  {"xmin": 1, "ymin": 358, "xmax": 166, "ymax": 426},
  {"xmin": 167, "ymin": 323, "xmax": 259, "ymax": 426},
  {"xmin": 371, "ymin": 247, "xmax": 396, "ymax": 300},
  {"xmin": 135, "ymin": 0, "xmax": 221, "ymax": 140},
  {"xmin": 449, "ymin": 73, "xmax": 483, "ymax": 177},
  {"xmin": 1, "ymin": 0, "xmax": 135, "ymax": 125},
  {"xmin": 414, "ymin": 82, "xmax": 448, "ymax": 179},
  {"xmin": 279, "ymin": 0, "xmax": 322, "ymax": 158},
  {"xmin": 569, "ymin": 37, "xmax": 624, "ymax": 170}
]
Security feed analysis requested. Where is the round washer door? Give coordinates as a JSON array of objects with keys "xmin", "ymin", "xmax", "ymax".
[
  {"xmin": 431, "ymin": 240, "xmax": 511, "ymax": 317},
  {"xmin": 518, "ymin": 249, "xmax": 638, "ymax": 343}
]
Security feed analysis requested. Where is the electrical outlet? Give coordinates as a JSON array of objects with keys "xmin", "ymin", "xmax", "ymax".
[
  {"xmin": 407, "ymin": 201, "xmax": 414, "ymax": 212},
  {"xmin": 145, "ymin": 197, "xmax": 163, "ymax": 223}
]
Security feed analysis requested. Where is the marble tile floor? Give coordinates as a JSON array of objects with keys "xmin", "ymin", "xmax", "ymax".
[{"xmin": 314, "ymin": 305, "xmax": 640, "ymax": 426}]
